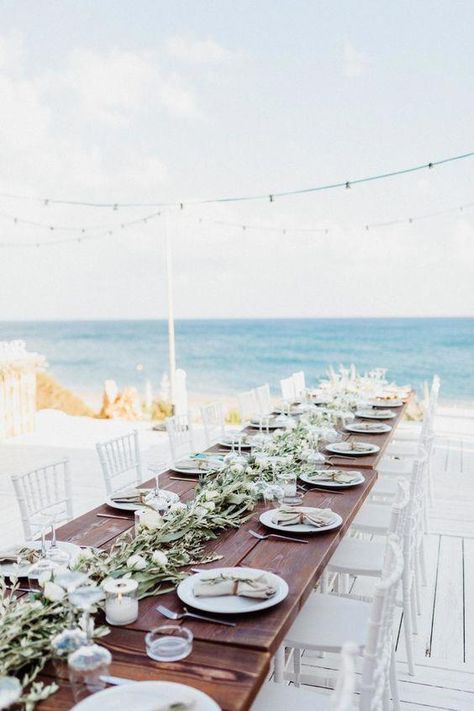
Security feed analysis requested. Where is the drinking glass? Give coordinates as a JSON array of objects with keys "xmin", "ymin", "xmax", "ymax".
[{"xmin": 145, "ymin": 624, "xmax": 193, "ymax": 662}]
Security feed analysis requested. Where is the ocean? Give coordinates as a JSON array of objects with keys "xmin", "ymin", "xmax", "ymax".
[{"xmin": 1, "ymin": 318, "xmax": 473, "ymax": 402}]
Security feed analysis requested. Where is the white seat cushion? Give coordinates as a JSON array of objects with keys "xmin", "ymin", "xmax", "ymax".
[
  {"xmin": 378, "ymin": 456, "xmax": 414, "ymax": 476},
  {"xmin": 385, "ymin": 440, "xmax": 420, "ymax": 457},
  {"xmin": 327, "ymin": 537, "xmax": 385, "ymax": 576},
  {"xmin": 251, "ymin": 681, "xmax": 330, "ymax": 710},
  {"xmin": 370, "ymin": 478, "xmax": 398, "ymax": 498},
  {"xmin": 350, "ymin": 503, "xmax": 392, "ymax": 534},
  {"xmin": 285, "ymin": 592, "xmax": 369, "ymax": 653}
]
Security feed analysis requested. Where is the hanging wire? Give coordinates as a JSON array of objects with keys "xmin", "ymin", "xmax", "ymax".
[{"xmin": 0, "ymin": 150, "xmax": 472, "ymax": 208}]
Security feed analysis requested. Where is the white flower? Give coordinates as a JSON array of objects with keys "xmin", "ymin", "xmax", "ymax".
[
  {"xmin": 127, "ymin": 554, "xmax": 147, "ymax": 571},
  {"xmin": 138, "ymin": 509, "xmax": 163, "ymax": 531},
  {"xmin": 43, "ymin": 581, "xmax": 66, "ymax": 603},
  {"xmin": 230, "ymin": 463, "xmax": 244, "ymax": 475},
  {"xmin": 205, "ymin": 489, "xmax": 219, "ymax": 500},
  {"xmin": 0, "ymin": 677, "xmax": 21, "ymax": 709},
  {"xmin": 151, "ymin": 550, "xmax": 168, "ymax": 567},
  {"xmin": 77, "ymin": 547, "xmax": 94, "ymax": 560},
  {"xmin": 169, "ymin": 502, "xmax": 187, "ymax": 513},
  {"xmin": 202, "ymin": 501, "xmax": 215, "ymax": 512}
]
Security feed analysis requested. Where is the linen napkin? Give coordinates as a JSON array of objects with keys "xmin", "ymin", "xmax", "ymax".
[
  {"xmin": 306, "ymin": 469, "xmax": 360, "ymax": 484},
  {"xmin": 272, "ymin": 506, "xmax": 336, "ymax": 527},
  {"xmin": 0, "ymin": 544, "xmax": 38, "ymax": 564},
  {"xmin": 194, "ymin": 572, "xmax": 277, "ymax": 599},
  {"xmin": 332, "ymin": 441, "xmax": 372, "ymax": 453},
  {"xmin": 351, "ymin": 422, "xmax": 385, "ymax": 432},
  {"xmin": 110, "ymin": 488, "xmax": 151, "ymax": 504}
]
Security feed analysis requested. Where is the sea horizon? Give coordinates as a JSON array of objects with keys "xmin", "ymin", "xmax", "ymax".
[{"xmin": 1, "ymin": 317, "xmax": 473, "ymax": 404}]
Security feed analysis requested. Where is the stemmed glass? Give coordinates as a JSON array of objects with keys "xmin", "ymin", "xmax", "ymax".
[
  {"xmin": 68, "ymin": 585, "xmax": 111, "ymax": 683},
  {"xmin": 146, "ymin": 464, "xmax": 179, "ymax": 514}
]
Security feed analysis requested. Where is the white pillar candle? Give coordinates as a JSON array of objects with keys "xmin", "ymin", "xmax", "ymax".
[{"xmin": 105, "ymin": 594, "xmax": 139, "ymax": 626}]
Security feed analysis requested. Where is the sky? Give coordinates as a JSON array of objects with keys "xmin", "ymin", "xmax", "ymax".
[{"xmin": 0, "ymin": 0, "xmax": 473, "ymax": 320}]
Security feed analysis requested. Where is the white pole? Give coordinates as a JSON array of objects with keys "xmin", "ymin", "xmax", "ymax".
[{"xmin": 164, "ymin": 212, "xmax": 177, "ymax": 409}]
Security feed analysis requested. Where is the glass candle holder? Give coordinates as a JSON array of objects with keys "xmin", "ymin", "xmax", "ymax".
[
  {"xmin": 104, "ymin": 578, "xmax": 139, "ymax": 626},
  {"xmin": 68, "ymin": 643, "xmax": 112, "ymax": 702},
  {"xmin": 145, "ymin": 624, "xmax": 193, "ymax": 662}
]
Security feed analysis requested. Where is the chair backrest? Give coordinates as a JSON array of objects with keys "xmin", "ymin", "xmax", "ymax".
[
  {"xmin": 96, "ymin": 430, "xmax": 143, "ymax": 496},
  {"xmin": 387, "ymin": 478, "xmax": 410, "ymax": 538},
  {"xmin": 165, "ymin": 413, "xmax": 194, "ymax": 462},
  {"xmin": 292, "ymin": 371, "xmax": 306, "ymax": 399},
  {"xmin": 237, "ymin": 389, "xmax": 258, "ymax": 423},
  {"xmin": 201, "ymin": 402, "xmax": 225, "ymax": 447},
  {"xmin": 359, "ymin": 536, "xmax": 404, "ymax": 711},
  {"xmin": 255, "ymin": 384, "xmax": 273, "ymax": 416},
  {"xmin": 280, "ymin": 376, "xmax": 296, "ymax": 403},
  {"xmin": 330, "ymin": 641, "xmax": 358, "ymax": 710},
  {"xmin": 11, "ymin": 459, "xmax": 73, "ymax": 540}
]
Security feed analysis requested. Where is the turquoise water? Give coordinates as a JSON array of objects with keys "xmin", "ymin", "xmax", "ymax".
[{"xmin": 0, "ymin": 318, "xmax": 473, "ymax": 400}]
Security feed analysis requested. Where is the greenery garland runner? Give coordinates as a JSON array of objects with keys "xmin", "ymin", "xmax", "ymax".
[{"xmin": 0, "ymin": 409, "xmax": 347, "ymax": 708}]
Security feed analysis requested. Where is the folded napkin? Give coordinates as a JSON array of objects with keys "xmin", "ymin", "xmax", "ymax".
[
  {"xmin": 0, "ymin": 544, "xmax": 23, "ymax": 563},
  {"xmin": 306, "ymin": 469, "xmax": 360, "ymax": 484},
  {"xmin": 110, "ymin": 488, "xmax": 150, "ymax": 504},
  {"xmin": 0, "ymin": 544, "xmax": 38, "ymax": 564},
  {"xmin": 352, "ymin": 423, "xmax": 384, "ymax": 431},
  {"xmin": 272, "ymin": 506, "xmax": 336, "ymax": 528},
  {"xmin": 332, "ymin": 441, "xmax": 372, "ymax": 453},
  {"xmin": 194, "ymin": 572, "xmax": 277, "ymax": 599}
]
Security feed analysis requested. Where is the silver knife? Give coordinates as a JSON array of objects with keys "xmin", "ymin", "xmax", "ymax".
[{"xmin": 100, "ymin": 675, "xmax": 136, "ymax": 686}]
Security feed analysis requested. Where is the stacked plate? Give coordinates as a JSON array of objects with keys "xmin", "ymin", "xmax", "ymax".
[
  {"xmin": 326, "ymin": 441, "xmax": 380, "ymax": 456},
  {"xmin": 259, "ymin": 507, "xmax": 342, "ymax": 534},
  {"xmin": 345, "ymin": 422, "xmax": 392, "ymax": 434},
  {"xmin": 354, "ymin": 409, "xmax": 396, "ymax": 420}
]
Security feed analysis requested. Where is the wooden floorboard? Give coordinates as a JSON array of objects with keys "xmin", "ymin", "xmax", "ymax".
[{"xmin": 296, "ymin": 406, "xmax": 474, "ymax": 710}]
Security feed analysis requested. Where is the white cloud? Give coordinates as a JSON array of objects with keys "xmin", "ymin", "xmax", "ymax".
[
  {"xmin": 165, "ymin": 35, "xmax": 236, "ymax": 64},
  {"xmin": 44, "ymin": 47, "xmax": 200, "ymax": 124},
  {"xmin": 343, "ymin": 42, "xmax": 369, "ymax": 78}
]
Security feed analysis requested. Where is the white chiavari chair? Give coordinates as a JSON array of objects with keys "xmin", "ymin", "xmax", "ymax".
[
  {"xmin": 251, "ymin": 641, "xmax": 358, "ymax": 711},
  {"xmin": 280, "ymin": 376, "xmax": 296, "ymax": 403},
  {"xmin": 201, "ymin": 402, "xmax": 225, "ymax": 447},
  {"xmin": 96, "ymin": 430, "xmax": 143, "ymax": 496},
  {"xmin": 165, "ymin": 413, "xmax": 194, "ymax": 462},
  {"xmin": 237, "ymin": 389, "xmax": 258, "ymax": 423},
  {"xmin": 292, "ymin": 371, "xmax": 306, "ymax": 400},
  {"xmin": 11, "ymin": 459, "xmax": 73, "ymax": 540},
  {"xmin": 271, "ymin": 537, "xmax": 403, "ymax": 710},
  {"xmin": 394, "ymin": 375, "xmax": 440, "ymax": 443},
  {"xmin": 255, "ymin": 384, "xmax": 273, "ymax": 416},
  {"xmin": 325, "ymin": 478, "xmax": 419, "ymax": 676}
]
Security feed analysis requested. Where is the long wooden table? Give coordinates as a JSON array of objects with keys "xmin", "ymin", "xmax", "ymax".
[{"xmin": 36, "ymin": 398, "xmax": 410, "ymax": 710}]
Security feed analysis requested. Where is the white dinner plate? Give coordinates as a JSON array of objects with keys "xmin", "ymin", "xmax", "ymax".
[
  {"xmin": 0, "ymin": 540, "xmax": 81, "ymax": 578},
  {"xmin": 218, "ymin": 434, "xmax": 252, "ymax": 449},
  {"xmin": 248, "ymin": 418, "xmax": 288, "ymax": 430},
  {"xmin": 105, "ymin": 489, "xmax": 153, "ymax": 511},
  {"xmin": 354, "ymin": 409, "xmax": 397, "ymax": 420},
  {"xmin": 299, "ymin": 470, "xmax": 365, "ymax": 488},
  {"xmin": 326, "ymin": 442, "xmax": 380, "ymax": 456},
  {"xmin": 71, "ymin": 681, "xmax": 221, "ymax": 711},
  {"xmin": 177, "ymin": 566, "xmax": 288, "ymax": 615},
  {"xmin": 259, "ymin": 507, "xmax": 343, "ymax": 534},
  {"xmin": 345, "ymin": 422, "xmax": 392, "ymax": 434},
  {"xmin": 370, "ymin": 399, "xmax": 403, "ymax": 408}
]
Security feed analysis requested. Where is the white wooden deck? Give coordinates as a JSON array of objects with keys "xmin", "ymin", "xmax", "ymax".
[
  {"xmin": 296, "ymin": 404, "xmax": 474, "ymax": 710},
  {"xmin": 0, "ymin": 405, "xmax": 473, "ymax": 709}
]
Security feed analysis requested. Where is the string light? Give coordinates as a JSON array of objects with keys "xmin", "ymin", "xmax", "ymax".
[
  {"xmin": 0, "ymin": 208, "xmax": 163, "ymax": 234},
  {"xmin": 0, "ymin": 149, "xmax": 471, "ymax": 209},
  {"xmin": 1, "ymin": 197, "xmax": 472, "ymax": 249}
]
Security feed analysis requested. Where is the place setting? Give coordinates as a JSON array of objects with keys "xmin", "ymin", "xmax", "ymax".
[
  {"xmin": 325, "ymin": 440, "xmax": 380, "ymax": 457},
  {"xmin": 170, "ymin": 452, "xmax": 225, "ymax": 476},
  {"xmin": 353, "ymin": 407, "xmax": 397, "ymax": 420},
  {"xmin": 345, "ymin": 421, "xmax": 392, "ymax": 434},
  {"xmin": 259, "ymin": 505, "xmax": 343, "ymax": 535},
  {"xmin": 299, "ymin": 468, "xmax": 365, "ymax": 488}
]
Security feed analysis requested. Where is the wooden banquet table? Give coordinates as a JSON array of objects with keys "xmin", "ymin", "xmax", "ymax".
[{"xmin": 36, "ymin": 398, "xmax": 410, "ymax": 710}]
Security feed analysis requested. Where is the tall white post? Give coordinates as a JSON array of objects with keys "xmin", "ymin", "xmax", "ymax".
[{"xmin": 164, "ymin": 213, "xmax": 177, "ymax": 409}]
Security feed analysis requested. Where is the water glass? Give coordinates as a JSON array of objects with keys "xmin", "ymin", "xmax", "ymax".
[
  {"xmin": 145, "ymin": 624, "xmax": 193, "ymax": 662},
  {"xmin": 263, "ymin": 482, "xmax": 284, "ymax": 506}
]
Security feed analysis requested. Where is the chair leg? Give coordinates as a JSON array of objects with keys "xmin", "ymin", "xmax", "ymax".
[
  {"xmin": 293, "ymin": 648, "xmax": 302, "ymax": 687},
  {"xmin": 319, "ymin": 570, "xmax": 327, "ymax": 593},
  {"xmin": 414, "ymin": 562, "xmax": 422, "ymax": 615},
  {"xmin": 403, "ymin": 591, "xmax": 415, "ymax": 676},
  {"xmin": 273, "ymin": 645, "xmax": 285, "ymax": 683},
  {"xmin": 410, "ymin": 583, "xmax": 418, "ymax": 634},
  {"xmin": 418, "ymin": 540, "xmax": 427, "ymax": 586},
  {"xmin": 390, "ymin": 647, "xmax": 401, "ymax": 711}
]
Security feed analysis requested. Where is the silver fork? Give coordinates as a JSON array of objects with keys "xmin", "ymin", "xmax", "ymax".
[
  {"xmin": 156, "ymin": 604, "xmax": 236, "ymax": 627},
  {"xmin": 249, "ymin": 529, "xmax": 308, "ymax": 544}
]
